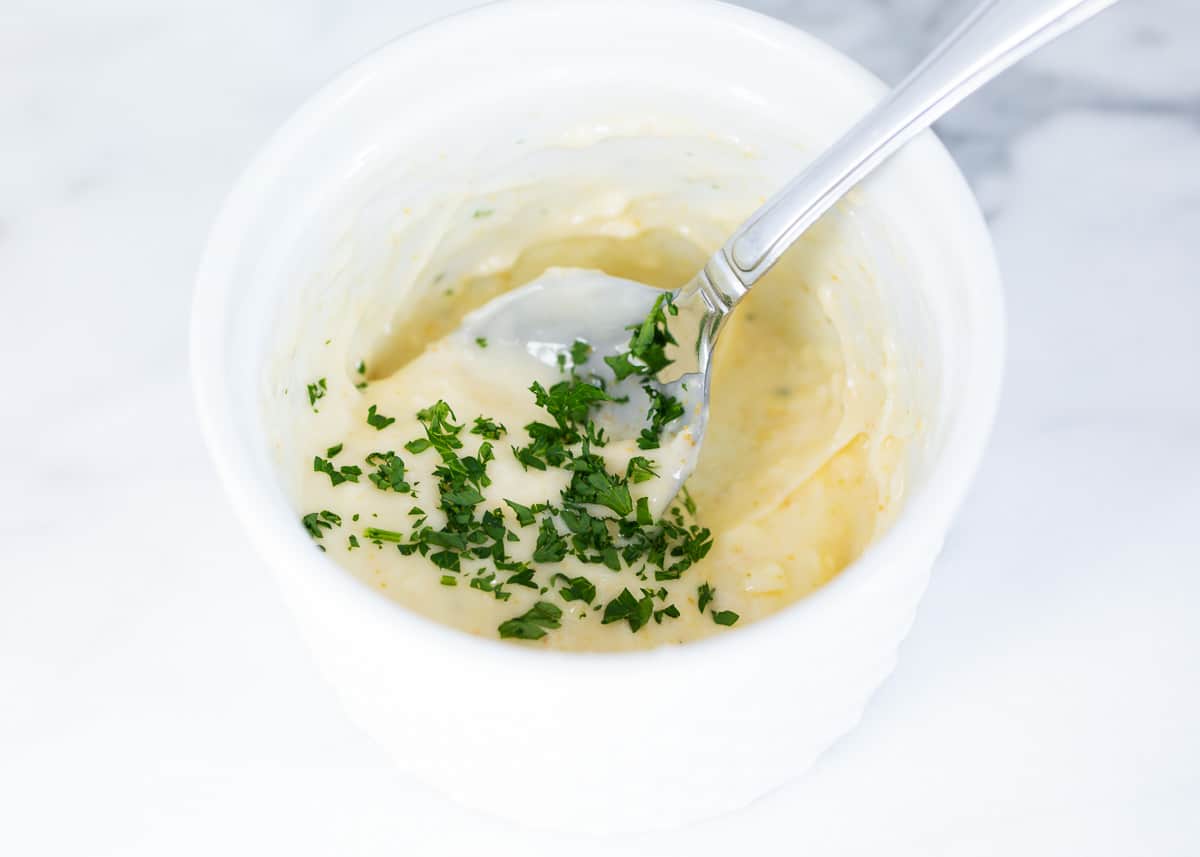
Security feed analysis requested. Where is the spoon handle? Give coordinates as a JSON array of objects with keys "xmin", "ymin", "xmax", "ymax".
[{"xmin": 707, "ymin": 0, "xmax": 1119, "ymax": 296}]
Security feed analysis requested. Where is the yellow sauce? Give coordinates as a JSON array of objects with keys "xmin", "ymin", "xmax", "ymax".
[{"xmin": 289, "ymin": 214, "xmax": 911, "ymax": 651}]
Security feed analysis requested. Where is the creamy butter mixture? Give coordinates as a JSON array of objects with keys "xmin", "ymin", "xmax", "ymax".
[{"xmin": 282, "ymin": 156, "xmax": 911, "ymax": 651}]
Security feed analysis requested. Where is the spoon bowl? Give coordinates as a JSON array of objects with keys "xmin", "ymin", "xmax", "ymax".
[{"xmin": 457, "ymin": 266, "xmax": 709, "ymax": 503}]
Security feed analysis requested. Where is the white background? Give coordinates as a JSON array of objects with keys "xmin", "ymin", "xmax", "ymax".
[{"xmin": 3, "ymin": 1, "xmax": 1198, "ymax": 854}]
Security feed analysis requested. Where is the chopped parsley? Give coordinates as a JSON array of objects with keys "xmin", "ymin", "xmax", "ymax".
[
  {"xmin": 475, "ymin": 337, "xmax": 488, "ymax": 348},
  {"xmin": 681, "ymin": 486, "xmax": 697, "ymax": 517},
  {"xmin": 303, "ymin": 292, "xmax": 733, "ymax": 641},
  {"xmin": 626, "ymin": 456, "xmax": 658, "ymax": 483},
  {"xmin": 504, "ymin": 499, "xmax": 536, "ymax": 527},
  {"xmin": 533, "ymin": 517, "xmax": 569, "ymax": 563},
  {"xmin": 313, "ymin": 455, "xmax": 362, "ymax": 487},
  {"xmin": 471, "ymin": 416, "xmax": 506, "ymax": 440},
  {"xmin": 654, "ymin": 603, "xmax": 681, "ymax": 624},
  {"xmin": 532, "ymin": 378, "xmax": 612, "ymax": 430},
  {"xmin": 363, "ymin": 527, "xmax": 405, "ymax": 543},
  {"xmin": 498, "ymin": 601, "xmax": 562, "ymax": 640},
  {"xmin": 506, "ymin": 566, "xmax": 538, "ymax": 589},
  {"xmin": 638, "ymin": 385, "xmax": 685, "ymax": 450},
  {"xmin": 696, "ymin": 580, "xmax": 738, "ymax": 625},
  {"xmin": 306, "ymin": 378, "xmax": 327, "ymax": 409},
  {"xmin": 301, "ymin": 510, "xmax": 341, "ymax": 539},
  {"xmin": 366, "ymin": 404, "xmax": 395, "ymax": 430},
  {"xmin": 469, "ymin": 572, "xmax": 510, "ymax": 600},
  {"xmin": 601, "ymin": 587, "xmax": 654, "ymax": 633},
  {"xmin": 603, "ymin": 292, "xmax": 678, "ymax": 380},
  {"xmin": 365, "ymin": 451, "xmax": 410, "ymax": 493},
  {"xmin": 554, "ymin": 574, "xmax": 597, "ymax": 604},
  {"xmin": 569, "ymin": 339, "xmax": 592, "ymax": 366}
]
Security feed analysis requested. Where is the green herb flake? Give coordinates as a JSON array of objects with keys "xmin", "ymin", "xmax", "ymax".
[
  {"xmin": 504, "ymin": 499, "xmax": 536, "ymax": 527},
  {"xmin": 313, "ymin": 455, "xmax": 362, "ymax": 486},
  {"xmin": 712, "ymin": 610, "xmax": 740, "ymax": 626},
  {"xmin": 471, "ymin": 416, "xmax": 506, "ymax": 440},
  {"xmin": 626, "ymin": 456, "xmax": 658, "ymax": 483},
  {"xmin": 569, "ymin": 339, "xmax": 592, "ymax": 366},
  {"xmin": 366, "ymin": 404, "xmax": 396, "ymax": 430},
  {"xmin": 365, "ymin": 451, "xmax": 410, "ymax": 493},
  {"xmin": 301, "ymin": 509, "xmax": 340, "ymax": 539},
  {"xmin": 498, "ymin": 601, "xmax": 562, "ymax": 640},
  {"xmin": 475, "ymin": 337, "xmax": 488, "ymax": 348},
  {"xmin": 654, "ymin": 603, "xmax": 680, "ymax": 624},
  {"xmin": 603, "ymin": 352, "xmax": 639, "ymax": 381},
  {"xmin": 506, "ymin": 567, "xmax": 538, "ymax": 589},
  {"xmin": 605, "ymin": 292, "xmax": 679, "ymax": 384},
  {"xmin": 364, "ymin": 527, "xmax": 405, "ymax": 543},
  {"xmin": 601, "ymin": 587, "xmax": 654, "ymax": 633},
  {"xmin": 468, "ymin": 572, "xmax": 507, "ymax": 599},
  {"xmin": 638, "ymin": 385, "xmax": 684, "ymax": 450},
  {"xmin": 635, "ymin": 496, "xmax": 653, "ymax": 526},
  {"xmin": 306, "ymin": 378, "xmax": 327, "ymax": 409},
  {"xmin": 554, "ymin": 574, "xmax": 596, "ymax": 605},
  {"xmin": 533, "ymin": 517, "xmax": 568, "ymax": 563}
]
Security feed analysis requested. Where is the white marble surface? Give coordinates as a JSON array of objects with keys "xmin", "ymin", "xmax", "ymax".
[{"xmin": 3, "ymin": 1, "xmax": 1198, "ymax": 854}]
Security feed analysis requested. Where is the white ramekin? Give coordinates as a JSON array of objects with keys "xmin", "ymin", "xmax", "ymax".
[{"xmin": 191, "ymin": 0, "xmax": 1003, "ymax": 832}]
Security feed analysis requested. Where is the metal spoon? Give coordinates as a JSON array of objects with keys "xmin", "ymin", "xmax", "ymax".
[{"xmin": 464, "ymin": 0, "xmax": 1118, "ymax": 497}]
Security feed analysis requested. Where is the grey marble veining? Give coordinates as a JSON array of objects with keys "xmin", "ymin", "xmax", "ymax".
[{"xmin": 750, "ymin": 0, "xmax": 1200, "ymax": 187}]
